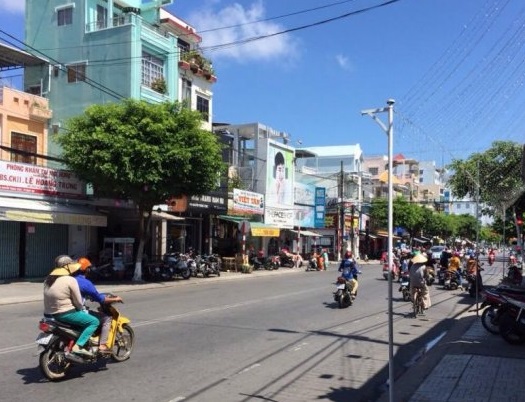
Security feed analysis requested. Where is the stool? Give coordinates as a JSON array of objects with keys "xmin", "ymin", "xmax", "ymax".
[{"xmin": 222, "ymin": 257, "xmax": 236, "ymax": 272}]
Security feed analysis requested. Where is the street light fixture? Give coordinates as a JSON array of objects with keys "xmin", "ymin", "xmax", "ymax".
[{"xmin": 361, "ymin": 98, "xmax": 395, "ymax": 402}]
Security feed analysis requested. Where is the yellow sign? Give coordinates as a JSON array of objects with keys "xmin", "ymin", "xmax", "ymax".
[{"xmin": 251, "ymin": 227, "xmax": 280, "ymax": 237}]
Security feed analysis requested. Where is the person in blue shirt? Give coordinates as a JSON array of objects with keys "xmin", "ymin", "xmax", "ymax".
[
  {"xmin": 338, "ymin": 251, "xmax": 362, "ymax": 299},
  {"xmin": 74, "ymin": 257, "xmax": 122, "ymax": 354}
]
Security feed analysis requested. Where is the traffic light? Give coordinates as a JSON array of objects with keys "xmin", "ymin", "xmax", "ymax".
[{"xmin": 518, "ymin": 216, "xmax": 523, "ymax": 226}]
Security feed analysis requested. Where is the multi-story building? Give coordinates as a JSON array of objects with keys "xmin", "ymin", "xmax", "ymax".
[
  {"xmin": 0, "ymin": 44, "xmax": 106, "ymax": 280},
  {"xmin": 295, "ymin": 145, "xmax": 365, "ymax": 260},
  {"xmin": 23, "ymin": 0, "xmax": 224, "ymax": 261}
]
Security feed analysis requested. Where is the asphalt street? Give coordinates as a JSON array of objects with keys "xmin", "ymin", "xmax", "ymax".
[{"xmin": 0, "ymin": 261, "xmax": 506, "ymax": 402}]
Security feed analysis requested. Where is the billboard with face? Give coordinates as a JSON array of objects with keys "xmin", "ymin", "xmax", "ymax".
[{"xmin": 266, "ymin": 143, "xmax": 294, "ymax": 208}]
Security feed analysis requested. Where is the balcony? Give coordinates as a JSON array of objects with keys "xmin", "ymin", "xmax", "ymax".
[
  {"xmin": 179, "ymin": 50, "xmax": 217, "ymax": 83},
  {"xmin": 29, "ymin": 102, "xmax": 52, "ymax": 121}
]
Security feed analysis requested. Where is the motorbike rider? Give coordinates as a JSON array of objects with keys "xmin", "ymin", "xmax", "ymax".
[
  {"xmin": 409, "ymin": 252, "xmax": 432, "ymax": 309},
  {"xmin": 466, "ymin": 253, "xmax": 484, "ymax": 294},
  {"xmin": 448, "ymin": 251, "xmax": 462, "ymax": 284},
  {"xmin": 338, "ymin": 251, "xmax": 361, "ymax": 299},
  {"xmin": 75, "ymin": 257, "xmax": 122, "ymax": 354},
  {"xmin": 43, "ymin": 255, "xmax": 100, "ymax": 357}
]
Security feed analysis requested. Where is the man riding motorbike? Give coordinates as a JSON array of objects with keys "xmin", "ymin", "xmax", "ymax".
[
  {"xmin": 338, "ymin": 251, "xmax": 361, "ymax": 299},
  {"xmin": 43, "ymin": 255, "xmax": 100, "ymax": 357},
  {"xmin": 75, "ymin": 257, "xmax": 122, "ymax": 354}
]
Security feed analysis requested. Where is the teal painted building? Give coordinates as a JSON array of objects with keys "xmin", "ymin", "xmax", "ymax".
[{"xmin": 24, "ymin": 0, "xmax": 187, "ymax": 167}]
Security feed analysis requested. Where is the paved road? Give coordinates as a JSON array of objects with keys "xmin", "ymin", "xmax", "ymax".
[{"xmin": 0, "ymin": 263, "xmax": 492, "ymax": 402}]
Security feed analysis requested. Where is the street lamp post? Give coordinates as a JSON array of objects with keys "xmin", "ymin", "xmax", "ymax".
[{"xmin": 361, "ymin": 99, "xmax": 395, "ymax": 402}]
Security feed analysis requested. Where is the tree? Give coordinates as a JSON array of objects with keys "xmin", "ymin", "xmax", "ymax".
[
  {"xmin": 57, "ymin": 99, "xmax": 225, "ymax": 280},
  {"xmin": 447, "ymin": 140, "xmax": 525, "ymax": 214}
]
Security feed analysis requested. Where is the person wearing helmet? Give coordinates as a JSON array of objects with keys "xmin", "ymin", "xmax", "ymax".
[
  {"xmin": 43, "ymin": 255, "xmax": 100, "ymax": 357},
  {"xmin": 338, "ymin": 251, "xmax": 361, "ymax": 299},
  {"xmin": 74, "ymin": 257, "xmax": 122, "ymax": 354}
]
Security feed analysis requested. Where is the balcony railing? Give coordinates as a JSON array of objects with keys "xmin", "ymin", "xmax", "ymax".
[{"xmin": 85, "ymin": 14, "xmax": 133, "ymax": 33}]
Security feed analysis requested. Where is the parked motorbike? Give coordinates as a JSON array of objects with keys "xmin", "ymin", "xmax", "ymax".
[
  {"xmin": 506, "ymin": 264, "xmax": 523, "ymax": 286},
  {"xmin": 498, "ymin": 296, "xmax": 525, "ymax": 345},
  {"xmin": 480, "ymin": 287, "xmax": 525, "ymax": 334},
  {"xmin": 36, "ymin": 295, "xmax": 134, "ymax": 381},
  {"xmin": 145, "ymin": 261, "xmax": 174, "ymax": 281},
  {"xmin": 163, "ymin": 253, "xmax": 191, "ymax": 279},
  {"xmin": 201, "ymin": 254, "xmax": 222, "ymax": 276},
  {"xmin": 87, "ymin": 262, "xmax": 115, "ymax": 281},
  {"xmin": 398, "ymin": 271, "xmax": 411, "ymax": 301},
  {"xmin": 279, "ymin": 252, "xmax": 295, "ymax": 268}
]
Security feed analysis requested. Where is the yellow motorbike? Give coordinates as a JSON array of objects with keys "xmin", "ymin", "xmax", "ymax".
[{"xmin": 36, "ymin": 296, "xmax": 134, "ymax": 381}]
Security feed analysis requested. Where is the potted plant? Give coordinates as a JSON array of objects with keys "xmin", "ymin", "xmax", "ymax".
[
  {"xmin": 241, "ymin": 263, "xmax": 253, "ymax": 274},
  {"xmin": 151, "ymin": 77, "xmax": 167, "ymax": 94}
]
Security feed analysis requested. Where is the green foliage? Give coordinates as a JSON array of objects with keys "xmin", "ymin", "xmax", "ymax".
[
  {"xmin": 447, "ymin": 140, "xmax": 525, "ymax": 211},
  {"xmin": 57, "ymin": 99, "xmax": 225, "ymax": 211},
  {"xmin": 150, "ymin": 77, "xmax": 167, "ymax": 94}
]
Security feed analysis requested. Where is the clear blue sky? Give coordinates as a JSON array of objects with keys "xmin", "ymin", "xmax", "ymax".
[{"xmin": 1, "ymin": 0, "xmax": 524, "ymax": 168}]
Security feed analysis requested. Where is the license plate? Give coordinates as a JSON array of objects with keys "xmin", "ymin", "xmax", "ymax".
[
  {"xmin": 337, "ymin": 284, "xmax": 346, "ymax": 290},
  {"xmin": 401, "ymin": 281, "xmax": 409, "ymax": 286},
  {"xmin": 445, "ymin": 280, "xmax": 450, "ymax": 285},
  {"xmin": 35, "ymin": 333, "xmax": 53, "ymax": 345}
]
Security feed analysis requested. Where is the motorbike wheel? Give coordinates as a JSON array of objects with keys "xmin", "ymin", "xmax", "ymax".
[
  {"xmin": 481, "ymin": 306, "xmax": 500, "ymax": 335},
  {"xmin": 450, "ymin": 283, "xmax": 458, "ymax": 291},
  {"xmin": 111, "ymin": 324, "xmax": 134, "ymax": 362},
  {"xmin": 403, "ymin": 290, "xmax": 411, "ymax": 302},
  {"xmin": 338, "ymin": 291, "xmax": 349, "ymax": 309},
  {"xmin": 181, "ymin": 268, "xmax": 191, "ymax": 280},
  {"xmin": 39, "ymin": 339, "xmax": 70, "ymax": 381},
  {"xmin": 500, "ymin": 313, "xmax": 525, "ymax": 345}
]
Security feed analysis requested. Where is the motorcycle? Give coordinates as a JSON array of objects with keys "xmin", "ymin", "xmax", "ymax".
[
  {"xmin": 506, "ymin": 264, "xmax": 523, "ymax": 286},
  {"xmin": 498, "ymin": 296, "xmax": 525, "ymax": 345},
  {"xmin": 382, "ymin": 259, "xmax": 400, "ymax": 281},
  {"xmin": 201, "ymin": 254, "xmax": 222, "ymax": 276},
  {"xmin": 36, "ymin": 296, "xmax": 134, "ymax": 381},
  {"xmin": 333, "ymin": 277, "xmax": 354, "ymax": 308},
  {"xmin": 278, "ymin": 251, "xmax": 295, "ymax": 268},
  {"xmin": 443, "ymin": 270, "xmax": 460, "ymax": 290},
  {"xmin": 145, "ymin": 261, "xmax": 174, "ymax": 281},
  {"xmin": 398, "ymin": 270, "xmax": 411, "ymax": 302},
  {"xmin": 480, "ymin": 287, "xmax": 525, "ymax": 334},
  {"xmin": 163, "ymin": 253, "xmax": 191, "ymax": 279},
  {"xmin": 305, "ymin": 256, "xmax": 320, "ymax": 271}
]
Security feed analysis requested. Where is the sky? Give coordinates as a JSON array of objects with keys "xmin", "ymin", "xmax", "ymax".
[{"xmin": 1, "ymin": 0, "xmax": 524, "ymax": 169}]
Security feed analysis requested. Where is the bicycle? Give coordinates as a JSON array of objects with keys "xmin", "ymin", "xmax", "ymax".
[{"xmin": 412, "ymin": 286, "xmax": 425, "ymax": 317}]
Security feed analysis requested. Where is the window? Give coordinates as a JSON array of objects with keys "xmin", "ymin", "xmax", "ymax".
[
  {"xmin": 181, "ymin": 79, "xmax": 192, "ymax": 107},
  {"xmin": 142, "ymin": 52, "xmax": 164, "ymax": 88},
  {"xmin": 369, "ymin": 167, "xmax": 378, "ymax": 175},
  {"xmin": 196, "ymin": 95, "xmax": 209, "ymax": 121},
  {"xmin": 67, "ymin": 63, "xmax": 86, "ymax": 83},
  {"xmin": 57, "ymin": 7, "xmax": 73, "ymax": 26},
  {"xmin": 96, "ymin": 5, "xmax": 108, "ymax": 29},
  {"xmin": 11, "ymin": 132, "xmax": 37, "ymax": 164}
]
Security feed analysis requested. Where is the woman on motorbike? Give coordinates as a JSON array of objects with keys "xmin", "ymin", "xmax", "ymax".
[{"xmin": 43, "ymin": 255, "xmax": 100, "ymax": 357}]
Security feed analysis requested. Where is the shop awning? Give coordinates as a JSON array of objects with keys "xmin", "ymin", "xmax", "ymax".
[
  {"xmin": 375, "ymin": 231, "xmax": 401, "ymax": 239},
  {"xmin": 151, "ymin": 211, "xmax": 184, "ymax": 221},
  {"xmin": 218, "ymin": 216, "xmax": 280, "ymax": 237},
  {"xmin": 413, "ymin": 237, "xmax": 430, "ymax": 244},
  {"xmin": 0, "ymin": 197, "xmax": 107, "ymax": 226},
  {"xmin": 289, "ymin": 229, "xmax": 321, "ymax": 237}
]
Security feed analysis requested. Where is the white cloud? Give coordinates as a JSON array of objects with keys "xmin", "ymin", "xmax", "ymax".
[
  {"xmin": 335, "ymin": 54, "xmax": 350, "ymax": 70},
  {"xmin": 0, "ymin": 0, "xmax": 24, "ymax": 14},
  {"xmin": 184, "ymin": 0, "xmax": 301, "ymax": 64}
]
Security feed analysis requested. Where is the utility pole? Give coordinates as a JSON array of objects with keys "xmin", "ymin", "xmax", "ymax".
[
  {"xmin": 338, "ymin": 160, "xmax": 345, "ymax": 261},
  {"xmin": 361, "ymin": 99, "xmax": 395, "ymax": 402}
]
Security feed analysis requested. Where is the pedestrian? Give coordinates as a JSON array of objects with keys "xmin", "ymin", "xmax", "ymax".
[{"xmin": 409, "ymin": 252, "xmax": 432, "ymax": 309}]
